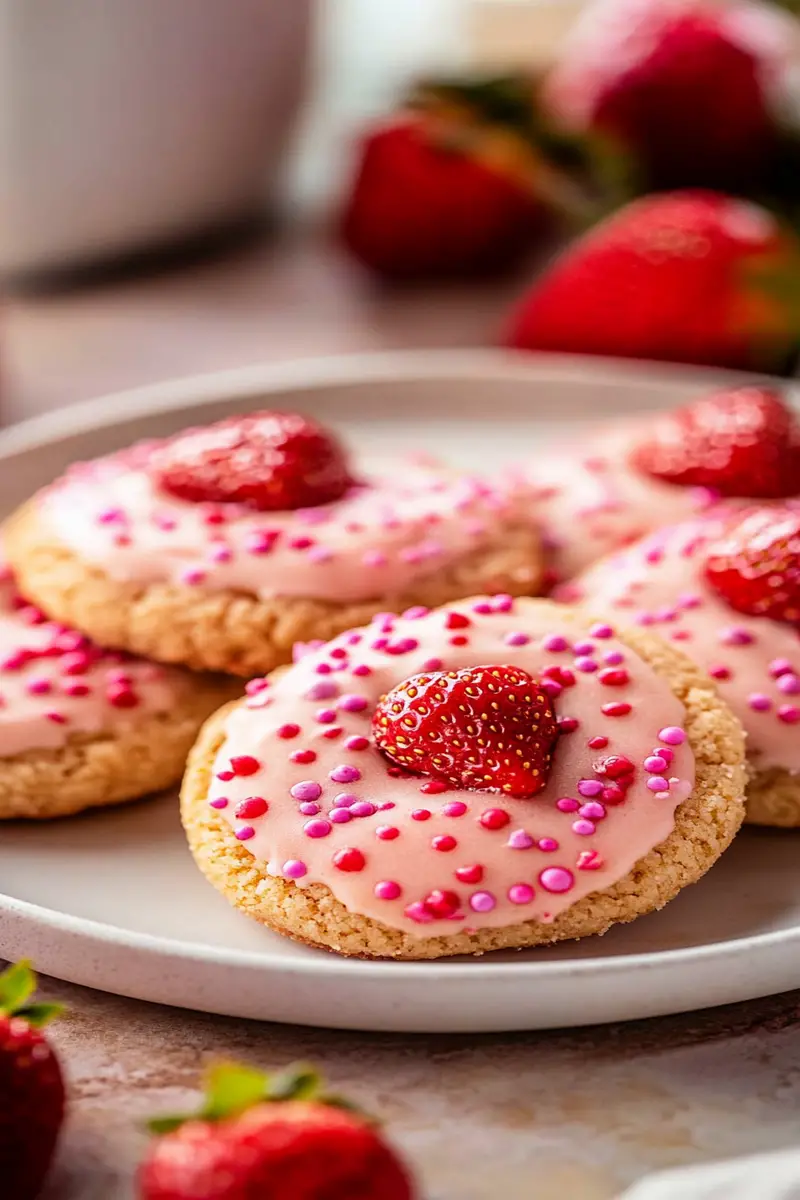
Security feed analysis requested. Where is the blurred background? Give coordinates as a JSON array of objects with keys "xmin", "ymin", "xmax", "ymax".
[{"xmin": 5, "ymin": 0, "xmax": 800, "ymax": 421}]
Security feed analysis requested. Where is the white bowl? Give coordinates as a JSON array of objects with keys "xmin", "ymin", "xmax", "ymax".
[{"xmin": 0, "ymin": 0, "xmax": 312, "ymax": 277}]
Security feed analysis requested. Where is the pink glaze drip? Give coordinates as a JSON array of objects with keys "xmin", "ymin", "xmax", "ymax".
[
  {"xmin": 40, "ymin": 453, "xmax": 520, "ymax": 604},
  {"xmin": 209, "ymin": 599, "xmax": 695, "ymax": 938},
  {"xmin": 513, "ymin": 425, "xmax": 732, "ymax": 580},
  {"xmin": 0, "ymin": 562, "xmax": 196, "ymax": 756},
  {"xmin": 567, "ymin": 517, "xmax": 800, "ymax": 773}
]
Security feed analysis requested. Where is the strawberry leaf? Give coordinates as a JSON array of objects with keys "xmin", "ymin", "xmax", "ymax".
[
  {"xmin": 265, "ymin": 1064, "xmax": 322, "ymax": 1103},
  {"xmin": 16, "ymin": 1002, "xmax": 64, "ymax": 1028},
  {"xmin": 0, "ymin": 960, "xmax": 36, "ymax": 1014},
  {"xmin": 201, "ymin": 1061, "xmax": 273, "ymax": 1121}
]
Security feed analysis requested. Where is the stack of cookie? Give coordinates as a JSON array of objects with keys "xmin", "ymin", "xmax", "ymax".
[{"xmin": 6, "ymin": 386, "xmax": 795, "ymax": 960}]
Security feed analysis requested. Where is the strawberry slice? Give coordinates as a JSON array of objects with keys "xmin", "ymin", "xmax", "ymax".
[
  {"xmin": 151, "ymin": 411, "xmax": 355, "ymax": 511},
  {"xmin": 372, "ymin": 664, "xmax": 558, "ymax": 798},
  {"xmin": 631, "ymin": 387, "xmax": 800, "ymax": 498},
  {"xmin": 704, "ymin": 506, "xmax": 800, "ymax": 624}
]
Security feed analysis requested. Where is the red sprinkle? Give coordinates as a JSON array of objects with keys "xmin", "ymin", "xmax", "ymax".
[
  {"xmin": 449, "ymin": 635, "xmax": 469, "ymax": 646},
  {"xmin": 479, "ymin": 808, "xmax": 510, "ymax": 831},
  {"xmin": 423, "ymin": 889, "xmax": 460, "ymax": 918},
  {"xmin": 601, "ymin": 702, "xmax": 632, "ymax": 717},
  {"xmin": 420, "ymin": 780, "xmax": 449, "ymax": 794},
  {"xmin": 235, "ymin": 797, "xmax": 268, "ymax": 819},
  {"xmin": 444, "ymin": 611, "xmax": 471, "ymax": 629},
  {"xmin": 290, "ymin": 749, "xmax": 316, "ymax": 764},
  {"xmin": 230, "ymin": 755, "xmax": 260, "ymax": 776},
  {"xmin": 276, "ymin": 723, "xmax": 300, "ymax": 739},
  {"xmin": 597, "ymin": 668, "xmax": 630, "ymax": 687},
  {"xmin": 333, "ymin": 848, "xmax": 366, "ymax": 872},
  {"xmin": 588, "ymin": 735, "xmax": 609, "ymax": 749},
  {"xmin": 322, "ymin": 726, "xmax": 343, "ymax": 740},
  {"xmin": 411, "ymin": 809, "xmax": 432, "ymax": 821},
  {"xmin": 455, "ymin": 864, "xmax": 484, "ymax": 884},
  {"xmin": 432, "ymin": 835, "xmax": 457, "ymax": 852},
  {"xmin": 597, "ymin": 755, "xmax": 635, "ymax": 779}
]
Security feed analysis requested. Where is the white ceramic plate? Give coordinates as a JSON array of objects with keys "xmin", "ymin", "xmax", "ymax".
[{"xmin": 1, "ymin": 349, "xmax": 798, "ymax": 1033}]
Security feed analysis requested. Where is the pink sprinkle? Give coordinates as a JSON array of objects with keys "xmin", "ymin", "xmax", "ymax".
[
  {"xmin": 719, "ymin": 626, "xmax": 755, "ymax": 647},
  {"xmin": 299, "ymin": 802, "xmax": 320, "ymax": 816},
  {"xmin": 748, "ymin": 693, "xmax": 772, "ymax": 712},
  {"xmin": 778, "ymin": 705, "xmax": 800, "ymax": 724},
  {"xmin": 306, "ymin": 680, "xmax": 339, "ymax": 701},
  {"xmin": 330, "ymin": 764, "xmax": 360, "ymax": 784},
  {"xmin": 245, "ymin": 530, "xmax": 278, "ymax": 555},
  {"xmin": 386, "ymin": 637, "xmax": 418, "ymax": 655},
  {"xmin": 179, "ymin": 567, "xmax": 206, "ymax": 586},
  {"xmin": 45, "ymin": 711, "xmax": 67, "ymax": 724},
  {"xmin": 208, "ymin": 544, "xmax": 232, "ymax": 564},
  {"xmin": 307, "ymin": 546, "xmax": 332, "ymax": 564},
  {"xmin": 283, "ymin": 860, "xmax": 307, "ymax": 879},
  {"xmin": 504, "ymin": 632, "xmax": 530, "ymax": 647},
  {"xmin": 245, "ymin": 678, "xmax": 269, "ymax": 695},
  {"xmin": 352, "ymin": 664, "xmax": 372, "ymax": 678},
  {"xmin": 277, "ymin": 723, "xmax": 300, "ymax": 739},
  {"xmin": 539, "ymin": 867, "xmax": 574, "ymax": 894},
  {"xmin": 492, "ymin": 594, "xmax": 513, "ymax": 613},
  {"xmin": 329, "ymin": 808, "xmax": 352, "ymax": 824},
  {"xmin": 26, "ymin": 678, "xmax": 52, "ymax": 695},
  {"xmin": 303, "ymin": 819, "xmax": 332, "ymax": 838},
  {"xmin": 655, "ymin": 746, "xmax": 675, "ymax": 763},
  {"xmin": 507, "ymin": 829, "xmax": 535, "ymax": 849},
  {"xmin": 291, "ymin": 781, "xmax": 322, "ymax": 802},
  {"xmin": 422, "ymin": 657, "xmax": 444, "ymax": 672},
  {"xmin": 376, "ymin": 825, "xmax": 400, "ymax": 840},
  {"xmin": 98, "ymin": 506, "xmax": 125, "ymax": 524},
  {"xmin": 209, "ymin": 797, "xmax": 229, "ymax": 810},
  {"xmin": 339, "ymin": 694, "xmax": 367, "ymax": 713},
  {"xmin": 363, "ymin": 550, "xmax": 388, "ymax": 568},
  {"xmin": 575, "ymin": 657, "xmax": 598, "ymax": 673},
  {"xmin": 63, "ymin": 682, "xmax": 90, "ymax": 697},
  {"xmin": 403, "ymin": 606, "xmax": 429, "ymax": 620},
  {"xmin": 658, "ymin": 726, "xmax": 686, "ymax": 746},
  {"xmin": 542, "ymin": 634, "xmax": 569, "ymax": 652},
  {"xmin": 344, "ymin": 735, "xmax": 369, "ymax": 751},
  {"xmin": 235, "ymin": 826, "xmax": 255, "ymax": 841},
  {"xmin": 441, "ymin": 800, "xmax": 467, "ymax": 818},
  {"xmin": 647, "ymin": 776, "xmax": 670, "ymax": 792},
  {"xmin": 508, "ymin": 884, "xmax": 535, "ymax": 905},
  {"xmin": 573, "ymin": 640, "xmax": 595, "ymax": 655},
  {"xmin": 469, "ymin": 891, "xmax": 496, "ymax": 913},
  {"xmin": 603, "ymin": 650, "xmax": 625, "ymax": 666},
  {"xmin": 316, "ymin": 708, "xmax": 337, "ymax": 724},
  {"xmin": 579, "ymin": 801, "xmax": 606, "ymax": 820},
  {"xmin": 769, "ymin": 658, "xmax": 794, "ymax": 678},
  {"xmin": 538, "ymin": 837, "xmax": 559, "ymax": 852},
  {"xmin": 778, "ymin": 675, "xmax": 800, "ymax": 695},
  {"xmin": 350, "ymin": 801, "xmax": 376, "ymax": 818},
  {"xmin": 291, "ymin": 749, "xmax": 316, "ymax": 765},
  {"xmin": 577, "ymin": 779, "xmax": 603, "ymax": 798},
  {"xmin": 472, "ymin": 601, "xmax": 493, "ymax": 615},
  {"xmin": 571, "ymin": 820, "xmax": 595, "ymax": 836},
  {"xmin": 556, "ymin": 797, "xmax": 579, "ymax": 813},
  {"xmin": 375, "ymin": 880, "xmax": 402, "ymax": 900},
  {"xmin": 590, "ymin": 623, "xmax": 614, "ymax": 639},
  {"xmin": 644, "ymin": 755, "xmax": 667, "ymax": 773},
  {"xmin": 315, "ymin": 662, "xmax": 333, "ymax": 676}
]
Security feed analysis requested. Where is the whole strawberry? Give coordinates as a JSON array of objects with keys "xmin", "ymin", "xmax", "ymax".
[
  {"xmin": 705, "ymin": 506, "xmax": 800, "ymax": 623},
  {"xmin": 632, "ymin": 386, "xmax": 800, "ymax": 497},
  {"xmin": 542, "ymin": 0, "xmax": 799, "ymax": 192},
  {"xmin": 150, "ymin": 411, "xmax": 355, "ymax": 511},
  {"xmin": 372, "ymin": 663, "xmax": 559, "ymax": 797},
  {"xmin": 139, "ymin": 1062, "xmax": 416, "ymax": 1200},
  {"xmin": 0, "ymin": 961, "xmax": 65, "ymax": 1200},
  {"xmin": 506, "ymin": 191, "xmax": 800, "ymax": 372}
]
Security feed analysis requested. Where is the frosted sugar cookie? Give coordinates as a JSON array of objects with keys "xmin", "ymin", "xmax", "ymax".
[
  {"xmin": 181, "ymin": 596, "xmax": 745, "ymax": 959},
  {"xmin": 5, "ymin": 411, "xmax": 542, "ymax": 676},
  {"xmin": 0, "ymin": 565, "xmax": 237, "ymax": 819}
]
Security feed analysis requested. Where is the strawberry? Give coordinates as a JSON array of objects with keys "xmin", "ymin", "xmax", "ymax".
[
  {"xmin": 150, "ymin": 411, "xmax": 355, "ymax": 511},
  {"xmin": 338, "ymin": 73, "xmax": 593, "ymax": 281},
  {"xmin": 372, "ymin": 664, "xmax": 558, "ymax": 797},
  {"xmin": 541, "ymin": 0, "xmax": 797, "ymax": 193},
  {"xmin": 505, "ymin": 191, "xmax": 800, "ymax": 372},
  {"xmin": 632, "ymin": 386, "xmax": 800, "ymax": 497},
  {"xmin": 704, "ymin": 506, "xmax": 800, "ymax": 623},
  {"xmin": 139, "ymin": 1061, "xmax": 415, "ymax": 1200},
  {"xmin": 0, "ymin": 961, "xmax": 65, "ymax": 1200}
]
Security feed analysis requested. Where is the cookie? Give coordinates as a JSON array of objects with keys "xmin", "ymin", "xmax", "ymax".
[
  {"xmin": 515, "ymin": 386, "xmax": 799, "ymax": 583},
  {"xmin": 0, "ymin": 564, "xmax": 239, "ymax": 819},
  {"xmin": 5, "ymin": 412, "xmax": 542, "ymax": 677},
  {"xmin": 565, "ymin": 510, "xmax": 800, "ymax": 827},
  {"xmin": 181, "ymin": 596, "xmax": 745, "ymax": 959}
]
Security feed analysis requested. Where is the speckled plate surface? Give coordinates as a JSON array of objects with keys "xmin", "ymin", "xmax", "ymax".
[{"xmin": 1, "ymin": 349, "xmax": 798, "ymax": 1033}]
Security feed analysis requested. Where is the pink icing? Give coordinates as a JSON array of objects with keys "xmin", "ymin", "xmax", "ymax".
[
  {"xmin": 0, "ymin": 562, "xmax": 195, "ymax": 757},
  {"xmin": 208, "ymin": 598, "xmax": 695, "ymax": 938},
  {"xmin": 515, "ymin": 426, "xmax": 725, "ymax": 581},
  {"xmin": 41, "ymin": 452, "xmax": 520, "ymax": 604},
  {"xmin": 567, "ymin": 518, "xmax": 800, "ymax": 773}
]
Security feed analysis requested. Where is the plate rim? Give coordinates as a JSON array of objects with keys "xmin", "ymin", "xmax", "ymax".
[{"xmin": 0, "ymin": 347, "xmax": 794, "ymax": 1024}]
